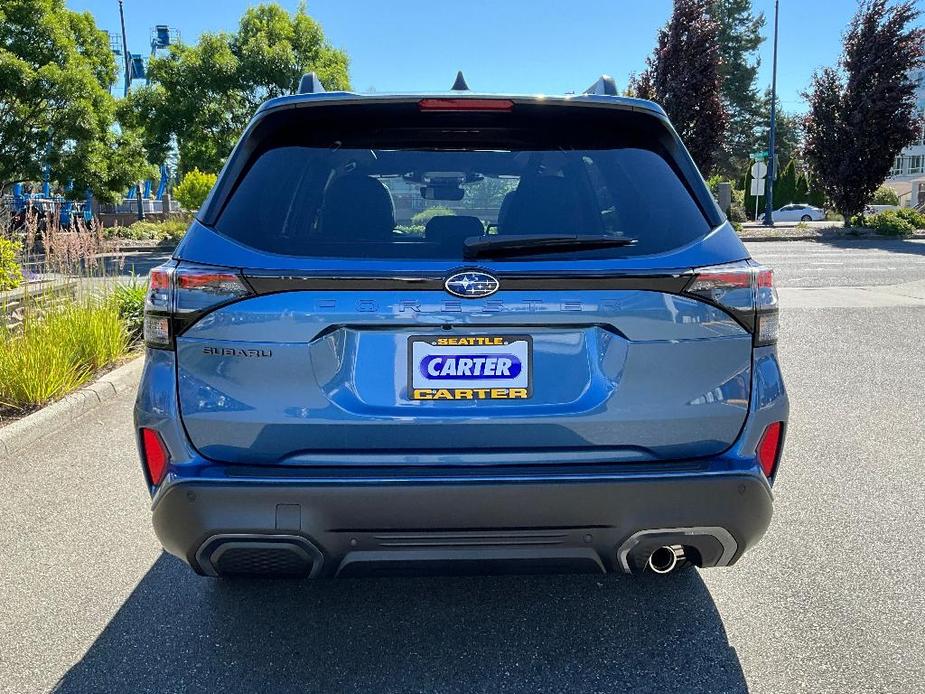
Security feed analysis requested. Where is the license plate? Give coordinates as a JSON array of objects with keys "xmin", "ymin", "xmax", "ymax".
[{"xmin": 408, "ymin": 335, "xmax": 532, "ymax": 401}]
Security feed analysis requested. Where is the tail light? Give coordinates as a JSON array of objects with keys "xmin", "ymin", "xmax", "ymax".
[
  {"xmin": 756, "ymin": 422, "xmax": 784, "ymax": 477},
  {"xmin": 684, "ymin": 261, "xmax": 779, "ymax": 346},
  {"xmin": 140, "ymin": 428, "xmax": 169, "ymax": 486},
  {"xmin": 144, "ymin": 262, "xmax": 251, "ymax": 349}
]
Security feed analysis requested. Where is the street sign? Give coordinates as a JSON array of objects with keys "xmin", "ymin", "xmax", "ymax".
[
  {"xmin": 751, "ymin": 151, "xmax": 769, "ymax": 160},
  {"xmin": 751, "ymin": 162, "xmax": 768, "ymax": 179},
  {"xmin": 750, "ymin": 179, "xmax": 766, "ymax": 196}
]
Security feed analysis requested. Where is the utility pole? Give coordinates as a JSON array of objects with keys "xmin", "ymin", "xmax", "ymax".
[
  {"xmin": 118, "ymin": 1, "xmax": 144, "ymax": 219},
  {"xmin": 763, "ymin": 0, "xmax": 780, "ymax": 227},
  {"xmin": 118, "ymin": 1, "xmax": 131, "ymax": 98}
]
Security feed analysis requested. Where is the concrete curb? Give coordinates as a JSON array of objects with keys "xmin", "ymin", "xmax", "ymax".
[
  {"xmin": 0, "ymin": 356, "xmax": 144, "ymax": 461},
  {"xmin": 738, "ymin": 230, "xmax": 925, "ymax": 243}
]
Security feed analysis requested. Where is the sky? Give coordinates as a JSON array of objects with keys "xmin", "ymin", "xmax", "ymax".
[{"xmin": 66, "ymin": 0, "xmax": 922, "ymax": 113}]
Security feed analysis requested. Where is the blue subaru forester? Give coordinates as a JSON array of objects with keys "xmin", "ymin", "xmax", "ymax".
[{"xmin": 135, "ymin": 74, "xmax": 787, "ymax": 578}]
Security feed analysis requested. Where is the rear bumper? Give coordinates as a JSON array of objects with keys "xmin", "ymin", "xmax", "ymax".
[{"xmin": 151, "ymin": 468, "xmax": 773, "ymax": 577}]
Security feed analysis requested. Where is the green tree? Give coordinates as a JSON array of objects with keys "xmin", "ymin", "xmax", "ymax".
[
  {"xmin": 794, "ymin": 170, "xmax": 809, "ymax": 203},
  {"xmin": 871, "ymin": 185, "xmax": 900, "ymax": 205},
  {"xmin": 804, "ymin": 0, "xmax": 925, "ymax": 220},
  {"xmin": 743, "ymin": 163, "xmax": 765, "ymax": 220},
  {"xmin": 628, "ymin": 0, "xmax": 727, "ymax": 175},
  {"xmin": 710, "ymin": 0, "xmax": 766, "ymax": 178},
  {"xmin": 753, "ymin": 95, "xmax": 804, "ymax": 168},
  {"xmin": 807, "ymin": 180, "xmax": 827, "ymax": 209},
  {"xmin": 774, "ymin": 160, "xmax": 798, "ymax": 206},
  {"xmin": 123, "ymin": 2, "xmax": 350, "ymax": 175},
  {"xmin": 0, "ymin": 0, "xmax": 150, "ymax": 201}
]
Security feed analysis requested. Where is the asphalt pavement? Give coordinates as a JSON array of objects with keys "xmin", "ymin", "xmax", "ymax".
[{"xmin": 1, "ymin": 239, "xmax": 923, "ymax": 693}]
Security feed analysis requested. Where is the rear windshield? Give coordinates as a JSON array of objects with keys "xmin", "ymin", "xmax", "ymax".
[{"xmin": 214, "ymin": 106, "xmax": 713, "ymax": 260}]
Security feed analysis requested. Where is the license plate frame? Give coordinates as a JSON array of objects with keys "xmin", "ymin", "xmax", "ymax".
[{"xmin": 407, "ymin": 334, "xmax": 533, "ymax": 401}]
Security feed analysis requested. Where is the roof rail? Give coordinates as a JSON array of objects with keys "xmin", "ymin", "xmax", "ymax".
[
  {"xmin": 451, "ymin": 70, "xmax": 470, "ymax": 91},
  {"xmin": 298, "ymin": 72, "xmax": 326, "ymax": 94},
  {"xmin": 584, "ymin": 75, "xmax": 618, "ymax": 97}
]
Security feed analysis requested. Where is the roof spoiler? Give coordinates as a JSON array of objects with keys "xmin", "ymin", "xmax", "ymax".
[
  {"xmin": 298, "ymin": 72, "xmax": 326, "ymax": 94},
  {"xmin": 584, "ymin": 75, "xmax": 618, "ymax": 96}
]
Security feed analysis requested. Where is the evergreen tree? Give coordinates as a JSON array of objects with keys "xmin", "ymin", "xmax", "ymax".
[
  {"xmin": 710, "ymin": 0, "xmax": 766, "ymax": 178},
  {"xmin": 629, "ymin": 0, "xmax": 728, "ymax": 175},
  {"xmin": 804, "ymin": 0, "xmax": 925, "ymax": 220},
  {"xmin": 743, "ymin": 163, "xmax": 765, "ymax": 219},
  {"xmin": 795, "ymin": 171, "xmax": 809, "ymax": 204},
  {"xmin": 753, "ymin": 91, "xmax": 805, "ymax": 166},
  {"xmin": 774, "ymin": 160, "xmax": 797, "ymax": 206}
]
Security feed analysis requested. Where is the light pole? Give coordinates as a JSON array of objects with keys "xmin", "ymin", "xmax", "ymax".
[
  {"xmin": 763, "ymin": 0, "xmax": 780, "ymax": 227},
  {"xmin": 118, "ymin": 0, "xmax": 131, "ymax": 98},
  {"xmin": 118, "ymin": 1, "xmax": 144, "ymax": 219}
]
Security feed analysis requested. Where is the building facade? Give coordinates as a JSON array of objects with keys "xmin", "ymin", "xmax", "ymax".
[{"xmin": 887, "ymin": 68, "xmax": 925, "ymax": 206}]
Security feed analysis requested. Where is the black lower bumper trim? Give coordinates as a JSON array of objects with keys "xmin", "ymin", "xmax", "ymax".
[{"xmin": 152, "ymin": 471, "xmax": 773, "ymax": 577}]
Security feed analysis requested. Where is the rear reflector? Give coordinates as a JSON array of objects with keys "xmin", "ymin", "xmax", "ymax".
[
  {"xmin": 141, "ymin": 428, "xmax": 169, "ymax": 486},
  {"xmin": 418, "ymin": 98, "xmax": 514, "ymax": 112},
  {"xmin": 757, "ymin": 422, "xmax": 783, "ymax": 477}
]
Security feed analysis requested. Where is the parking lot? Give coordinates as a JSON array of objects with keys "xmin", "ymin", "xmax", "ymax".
[{"xmin": 1, "ymin": 239, "xmax": 923, "ymax": 694}]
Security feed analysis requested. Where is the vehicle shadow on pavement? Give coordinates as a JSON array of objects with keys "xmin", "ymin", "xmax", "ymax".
[{"xmin": 55, "ymin": 553, "xmax": 747, "ymax": 694}]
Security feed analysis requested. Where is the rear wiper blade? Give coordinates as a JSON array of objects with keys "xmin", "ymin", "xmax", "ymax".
[{"xmin": 463, "ymin": 234, "xmax": 637, "ymax": 259}]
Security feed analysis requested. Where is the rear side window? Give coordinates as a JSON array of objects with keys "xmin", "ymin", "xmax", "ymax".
[{"xmin": 214, "ymin": 107, "xmax": 713, "ymax": 259}]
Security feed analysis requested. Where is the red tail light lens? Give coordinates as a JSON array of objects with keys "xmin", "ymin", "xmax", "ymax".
[
  {"xmin": 418, "ymin": 98, "xmax": 514, "ymax": 112},
  {"xmin": 141, "ymin": 428, "xmax": 169, "ymax": 486},
  {"xmin": 143, "ymin": 262, "xmax": 251, "ymax": 349},
  {"xmin": 685, "ymin": 262, "xmax": 779, "ymax": 346},
  {"xmin": 757, "ymin": 422, "xmax": 783, "ymax": 477}
]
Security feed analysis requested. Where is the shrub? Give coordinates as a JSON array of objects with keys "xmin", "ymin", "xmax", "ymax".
[
  {"xmin": 0, "ymin": 298, "xmax": 127, "ymax": 410},
  {"xmin": 870, "ymin": 210, "xmax": 915, "ymax": 236},
  {"xmin": 157, "ymin": 219, "xmax": 189, "ymax": 242},
  {"xmin": 110, "ymin": 281, "xmax": 147, "ymax": 343},
  {"xmin": 411, "ymin": 206, "xmax": 455, "ymax": 226},
  {"xmin": 0, "ymin": 238, "xmax": 24, "ymax": 291},
  {"xmin": 107, "ymin": 219, "xmax": 189, "ymax": 243},
  {"xmin": 870, "ymin": 186, "xmax": 900, "ymax": 206},
  {"xmin": 174, "ymin": 168, "xmax": 218, "ymax": 210},
  {"xmin": 111, "ymin": 221, "xmax": 162, "ymax": 240},
  {"xmin": 893, "ymin": 206, "xmax": 925, "ymax": 230},
  {"xmin": 727, "ymin": 203, "xmax": 747, "ymax": 223}
]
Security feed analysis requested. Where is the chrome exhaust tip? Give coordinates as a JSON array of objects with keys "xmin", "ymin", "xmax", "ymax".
[{"xmin": 647, "ymin": 545, "xmax": 685, "ymax": 574}]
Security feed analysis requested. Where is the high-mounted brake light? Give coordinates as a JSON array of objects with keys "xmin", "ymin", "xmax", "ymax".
[
  {"xmin": 685, "ymin": 262, "xmax": 779, "ymax": 346},
  {"xmin": 418, "ymin": 98, "xmax": 514, "ymax": 112},
  {"xmin": 757, "ymin": 422, "xmax": 783, "ymax": 478},
  {"xmin": 140, "ymin": 428, "xmax": 169, "ymax": 486},
  {"xmin": 143, "ymin": 262, "xmax": 251, "ymax": 349}
]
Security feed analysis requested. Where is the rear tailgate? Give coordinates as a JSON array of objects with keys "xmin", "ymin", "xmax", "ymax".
[
  {"xmin": 171, "ymin": 94, "xmax": 752, "ymax": 466},
  {"xmin": 175, "ymin": 283, "xmax": 752, "ymax": 465}
]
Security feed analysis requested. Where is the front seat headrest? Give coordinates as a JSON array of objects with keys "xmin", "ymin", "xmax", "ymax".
[
  {"xmin": 500, "ymin": 176, "xmax": 581, "ymax": 235},
  {"xmin": 319, "ymin": 174, "xmax": 395, "ymax": 241},
  {"xmin": 424, "ymin": 215, "xmax": 485, "ymax": 246}
]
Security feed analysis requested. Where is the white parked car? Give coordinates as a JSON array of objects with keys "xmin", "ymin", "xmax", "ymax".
[{"xmin": 772, "ymin": 204, "xmax": 826, "ymax": 222}]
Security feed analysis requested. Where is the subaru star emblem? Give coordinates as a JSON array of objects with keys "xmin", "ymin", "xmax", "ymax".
[{"xmin": 444, "ymin": 270, "xmax": 500, "ymax": 298}]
